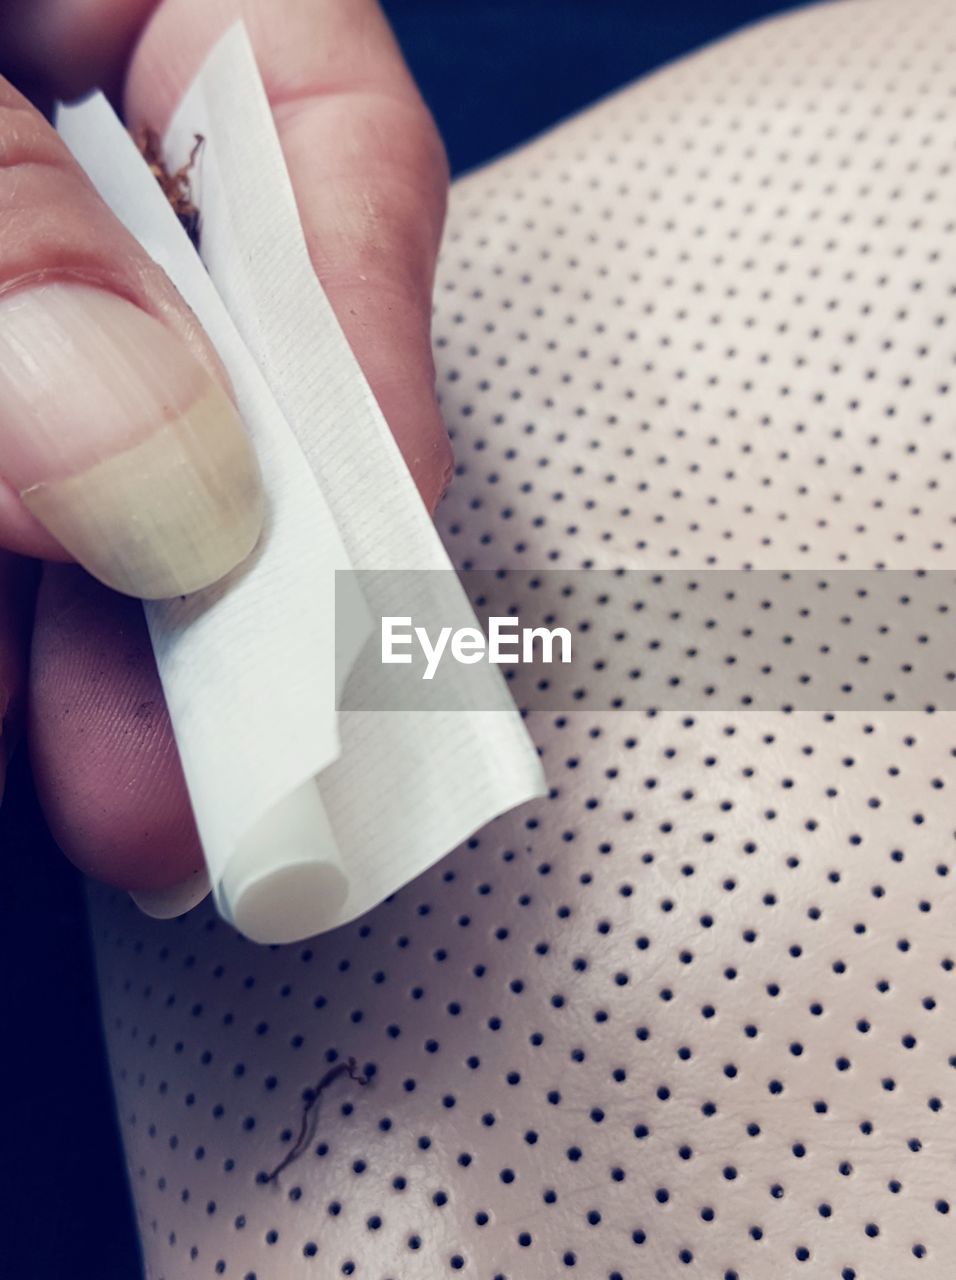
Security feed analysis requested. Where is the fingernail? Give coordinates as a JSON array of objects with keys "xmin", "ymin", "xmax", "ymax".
[
  {"xmin": 130, "ymin": 868, "xmax": 211, "ymax": 919},
  {"xmin": 436, "ymin": 457, "xmax": 455, "ymax": 506},
  {"xmin": 0, "ymin": 283, "xmax": 263, "ymax": 598}
]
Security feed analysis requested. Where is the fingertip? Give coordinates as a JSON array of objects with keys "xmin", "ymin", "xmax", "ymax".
[
  {"xmin": 29, "ymin": 563, "xmax": 203, "ymax": 891},
  {"xmin": 422, "ymin": 430, "xmax": 456, "ymax": 513}
]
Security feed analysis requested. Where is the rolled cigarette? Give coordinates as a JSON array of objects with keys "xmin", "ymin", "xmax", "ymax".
[{"xmin": 218, "ymin": 782, "xmax": 349, "ymax": 943}]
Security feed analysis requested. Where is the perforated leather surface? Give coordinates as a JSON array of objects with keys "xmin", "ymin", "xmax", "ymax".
[{"xmin": 89, "ymin": 2, "xmax": 956, "ymax": 1276}]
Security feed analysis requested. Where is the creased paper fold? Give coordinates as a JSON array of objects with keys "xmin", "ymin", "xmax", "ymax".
[{"xmin": 57, "ymin": 22, "xmax": 545, "ymax": 944}]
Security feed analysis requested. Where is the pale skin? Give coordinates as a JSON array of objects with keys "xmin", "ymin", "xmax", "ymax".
[{"xmin": 0, "ymin": 0, "xmax": 452, "ymax": 893}]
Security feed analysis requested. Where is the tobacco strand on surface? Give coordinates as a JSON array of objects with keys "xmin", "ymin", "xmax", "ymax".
[{"xmin": 264, "ymin": 1057, "xmax": 369, "ymax": 1184}]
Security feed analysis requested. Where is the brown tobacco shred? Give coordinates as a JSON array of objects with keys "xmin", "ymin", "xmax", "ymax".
[
  {"xmin": 264, "ymin": 1056, "xmax": 369, "ymax": 1183},
  {"xmin": 135, "ymin": 127, "xmax": 204, "ymax": 247}
]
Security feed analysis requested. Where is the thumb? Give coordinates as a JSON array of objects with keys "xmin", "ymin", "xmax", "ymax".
[{"xmin": 0, "ymin": 78, "xmax": 263, "ymax": 598}]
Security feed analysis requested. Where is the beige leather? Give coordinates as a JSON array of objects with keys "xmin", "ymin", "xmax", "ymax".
[{"xmin": 89, "ymin": 2, "xmax": 956, "ymax": 1276}]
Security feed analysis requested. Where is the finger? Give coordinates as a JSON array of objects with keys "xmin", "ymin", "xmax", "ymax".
[
  {"xmin": 28, "ymin": 562, "xmax": 203, "ymax": 892},
  {"xmin": 0, "ymin": 77, "xmax": 264, "ymax": 596},
  {"xmin": 126, "ymin": 0, "xmax": 453, "ymax": 510},
  {"xmin": 0, "ymin": 551, "xmax": 35, "ymax": 804},
  {"xmin": 0, "ymin": 0, "xmax": 159, "ymax": 102}
]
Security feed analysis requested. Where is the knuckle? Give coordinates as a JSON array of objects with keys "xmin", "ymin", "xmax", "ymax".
[
  {"xmin": 0, "ymin": 83, "xmax": 122, "ymax": 290},
  {"xmin": 0, "ymin": 80, "xmax": 67, "ymax": 175}
]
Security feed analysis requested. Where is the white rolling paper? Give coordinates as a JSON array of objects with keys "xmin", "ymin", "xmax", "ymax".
[{"xmin": 57, "ymin": 22, "xmax": 545, "ymax": 945}]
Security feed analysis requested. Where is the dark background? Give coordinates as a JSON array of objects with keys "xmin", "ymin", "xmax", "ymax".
[{"xmin": 0, "ymin": 2, "xmax": 795, "ymax": 1274}]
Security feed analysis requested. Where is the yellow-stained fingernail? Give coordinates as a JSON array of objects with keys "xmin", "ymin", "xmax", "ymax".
[
  {"xmin": 130, "ymin": 868, "xmax": 211, "ymax": 919},
  {"xmin": 0, "ymin": 283, "xmax": 263, "ymax": 598}
]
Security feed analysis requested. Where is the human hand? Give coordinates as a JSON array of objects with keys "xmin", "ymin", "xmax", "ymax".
[{"xmin": 0, "ymin": 0, "xmax": 451, "ymax": 907}]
